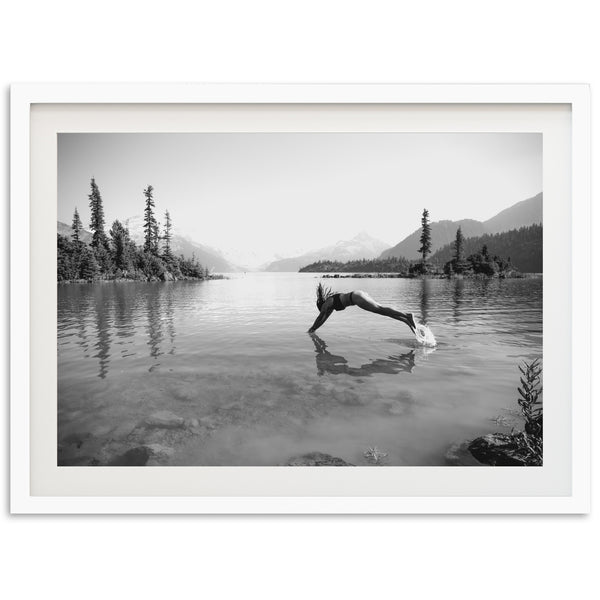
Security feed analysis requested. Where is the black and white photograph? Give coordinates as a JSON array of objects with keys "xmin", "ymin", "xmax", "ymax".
[
  {"xmin": 6, "ymin": 0, "xmax": 598, "ymax": 596},
  {"xmin": 57, "ymin": 132, "xmax": 543, "ymax": 468}
]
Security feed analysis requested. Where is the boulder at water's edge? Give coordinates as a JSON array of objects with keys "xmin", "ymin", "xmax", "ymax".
[
  {"xmin": 285, "ymin": 452, "xmax": 354, "ymax": 466},
  {"xmin": 468, "ymin": 434, "xmax": 527, "ymax": 466}
]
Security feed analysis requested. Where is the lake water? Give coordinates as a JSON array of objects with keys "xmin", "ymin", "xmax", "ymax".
[{"xmin": 57, "ymin": 273, "xmax": 542, "ymax": 466}]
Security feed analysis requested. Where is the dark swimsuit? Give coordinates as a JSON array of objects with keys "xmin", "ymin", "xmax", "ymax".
[{"xmin": 332, "ymin": 292, "xmax": 354, "ymax": 311}]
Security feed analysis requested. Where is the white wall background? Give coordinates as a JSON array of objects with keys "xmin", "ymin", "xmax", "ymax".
[{"xmin": 1, "ymin": 2, "xmax": 596, "ymax": 599}]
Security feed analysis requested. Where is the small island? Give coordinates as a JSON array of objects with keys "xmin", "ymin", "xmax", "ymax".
[{"xmin": 299, "ymin": 210, "xmax": 541, "ymax": 279}]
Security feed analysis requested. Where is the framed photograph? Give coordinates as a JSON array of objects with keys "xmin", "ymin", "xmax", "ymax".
[{"xmin": 10, "ymin": 84, "xmax": 590, "ymax": 513}]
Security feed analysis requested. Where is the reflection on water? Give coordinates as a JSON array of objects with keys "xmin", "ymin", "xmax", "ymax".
[
  {"xmin": 452, "ymin": 278, "xmax": 464, "ymax": 323},
  {"xmin": 93, "ymin": 292, "xmax": 111, "ymax": 379},
  {"xmin": 59, "ymin": 283, "xmax": 179, "ymax": 379},
  {"xmin": 57, "ymin": 275, "xmax": 542, "ymax": 466},
  {"xmin": 420, "ymin": 277, "xmax": 431, "ymax": 324},
  {"xmin": 146, "ymin": 290, "xmax": 164, "ymax": 361},
  {"xmin": 311, "ymin": 333, "xmax": 417, "ymax": 376}
]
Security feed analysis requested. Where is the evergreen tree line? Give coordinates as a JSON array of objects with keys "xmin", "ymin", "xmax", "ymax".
[
  {"xmin": 58, "ymin": 178, "xmax": 209, "ymax": 282},
  {"xmin": 299, "ymin": 209, "xmax": 540, "ymax": 277},
  {"xmin": 432, "ymin": 224, "xmax": 542, "ymax": 274},
  {"xmin": 299, "ymin": 256, "xmax": 411, "ymax": 273},
  {"xmin": 409, "ymin": 209, "xmax": 541, "ymax": 276}
]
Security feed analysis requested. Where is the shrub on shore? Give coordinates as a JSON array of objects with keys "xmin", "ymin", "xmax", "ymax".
[{"xmin": 468, "ymin": 359, "xmax": 543, "ymax": 466}]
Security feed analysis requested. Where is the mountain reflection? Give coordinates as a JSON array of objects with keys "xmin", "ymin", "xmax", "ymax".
[{"xmin": 310, "ymin": 334, "xmax": 416, "ymax": 377}]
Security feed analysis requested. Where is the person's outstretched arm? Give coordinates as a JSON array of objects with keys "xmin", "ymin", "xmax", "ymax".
[{"xmin": 308, "ymin": 306, "xmax": 333, "ymax": 333}]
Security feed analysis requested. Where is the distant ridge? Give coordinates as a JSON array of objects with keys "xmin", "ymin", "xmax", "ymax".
[
  {"xmin": 380, "ymin": 192, "xmax": 542, "ymax": 260},
  {"xmin": 264, "ymin": 231, "xmax": 390, "ymax": 272},
  {"xmin": 483, "ymin": 192, "xmax": 542, "ymax": 234}
]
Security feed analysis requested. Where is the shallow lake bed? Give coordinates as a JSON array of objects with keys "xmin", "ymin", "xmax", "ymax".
[{"xmin": 58, "ymin": 273, "xmax": 542, "ymax": 466}]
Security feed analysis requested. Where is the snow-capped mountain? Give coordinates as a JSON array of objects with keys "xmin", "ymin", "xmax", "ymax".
[{"xmin": 264, "ymin": 231, "xmax": 391, "ymax": 272}]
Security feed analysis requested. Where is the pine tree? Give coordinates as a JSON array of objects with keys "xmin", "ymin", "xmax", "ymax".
[
  {"xmin": 93, "ymin": 244, "xmax": 113, "ymax": 277},
  {"xmin": 153, "ymin": 218, "xmax": 161, "ymax": 255},
  {"xmin": 79, "ymin": 246, "xmax": 99, "ymax": 280},
  {"xmin": 453, "ymin": 226, "xmax": 464, "ymax": 262},
  {"xmin": 71, "ymin": 208, "xmax": 83, "ymax": 246},
  {"xmin": 109, "ymin": 219, "xmax": 132, "ymax": 272},
  {"xmin": 57, "ymin": 234, "xmax": 77, "ymax": 281},
  {"xmin": 418, "ymin": 208, "xmax": 432, "ymax": 264},
  {"xmin": 162, "ymin": 210, "xmax": 173, "ymax": 262},
  {"xmin": 88, "ymin": 178, "xmax": 108, "ymax": 250},
  {"xmin": 143, "ymin": 185, "xmax": 159, "ymax": 255},
  {"xmin": 453, "ymin": 226, "xmax": 466, "ymax": 273}
]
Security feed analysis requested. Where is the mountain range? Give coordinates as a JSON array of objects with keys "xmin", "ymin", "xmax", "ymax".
[
  {"xmin": 58, "ymin": 192, "xmax": 542, "ymax": 273},
  {"xmin": 380, "ymin": 192, "xmax": 542, "ymax": 260},
  {"xmin": 264, "ymin": 231, "xmax": 390, "ymax": 272}
]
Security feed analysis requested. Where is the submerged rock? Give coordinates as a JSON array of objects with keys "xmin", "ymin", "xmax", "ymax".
[
  {"xmin": 445, "ymin": 442, "xmax": 485, "ymax": 466},
  {"xmin": 285, "ymin": 452, "xmax": 354, "ymax": 466},
  {"xmin": 198, "ymin": 416, "xmax": 218, "ymax": 431},
  {"xmin": 467, "ymin": 434, "xmax": 528, "ymax": 466},
  {"xmin": 61, "ymin": 431, "xmax": 92, "ymax": 448},
  {"xmin": 144, "ymin": 410, "xmax": 185, "ymax": 429},
  {"xmin": 108, "ymin": 446, "xmax": 151, "ymax": 466},
  {"xmin": 145, "ymin": 443, "xmax": 175, "ymax": 459}
]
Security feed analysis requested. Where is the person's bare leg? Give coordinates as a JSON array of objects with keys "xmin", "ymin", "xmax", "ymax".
[
  {"xmin": 377, "ymin": 306, "xmax": 416, "ymax": 328},
  {"xmin": 352, "ymin": 291, "xmax": 416, "ymax": 331}
]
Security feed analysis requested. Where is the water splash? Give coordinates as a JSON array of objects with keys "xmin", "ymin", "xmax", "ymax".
[{"xmin": 414, "ymin": 323, "xmax": 437, "ymax": 347}]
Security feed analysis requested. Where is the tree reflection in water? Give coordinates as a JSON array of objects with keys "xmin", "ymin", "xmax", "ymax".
[
  {"xmin": 164, "ymin": 284, "xmax": 176, "ymax": 355},
  {"xmin": 74, "ymin": 283, "xmax": 179, "ymax": 379},
  {"xmin": 146, "ymin": 287, "xmax": 164, "ymax": 361},
  {"xmin": 452, "ymin": 278, "xmax": 465, "ymax": 323},
  {"xmin": 92, "ymin": 290, "xmax": 111, "ymax": 379},
  {"xmin": 420, "ymin": 277, "xmax": 431, "ymax": 325},
  {"xmin": 113, "ymin": 282, "xmax": 136, "ymax": 357}
]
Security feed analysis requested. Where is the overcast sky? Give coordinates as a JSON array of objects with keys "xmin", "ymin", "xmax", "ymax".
[{"xmin": 58, "ymin": 133, "xmax": 542, "ymax": 255}]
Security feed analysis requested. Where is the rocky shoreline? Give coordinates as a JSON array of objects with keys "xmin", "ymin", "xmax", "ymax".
[{"xmin": 58, "ymin": 274, "xmax": 224, "ymax": 284}]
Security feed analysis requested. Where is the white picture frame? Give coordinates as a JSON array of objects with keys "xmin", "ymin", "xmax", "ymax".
[{"xmin": 10, "ymin": 83, "xmax": 591, "ymax": 514}]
